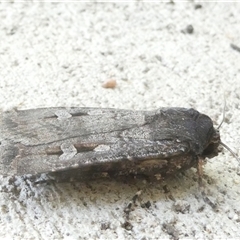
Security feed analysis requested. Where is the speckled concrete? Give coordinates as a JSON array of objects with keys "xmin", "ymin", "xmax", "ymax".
[{"xmin": 0, "ymin": 2, "xmax": 240, "ymax": 239}]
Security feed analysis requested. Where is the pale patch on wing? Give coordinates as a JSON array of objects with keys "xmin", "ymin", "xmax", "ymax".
[
  {"xmin": 94, "ymin": 145, "xmax": 111, "ymax": 152},
  {"xmin": 55, "ymin": 110, "xmax": 72, "ymax": 120},
  {"xmin": 59, "ymin": 143, "xmax": 77, "ymax": 160}
]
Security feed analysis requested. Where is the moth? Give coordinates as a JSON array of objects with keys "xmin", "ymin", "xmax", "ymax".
[{"xmin": 0, "ymin": 107, "xmax": 226, "ymax": 182}]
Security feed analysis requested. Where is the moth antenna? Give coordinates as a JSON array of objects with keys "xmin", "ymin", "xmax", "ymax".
[
  {"xmin": 220, "ymin": 141, "xmax": 240, "ymax": 164},
  {"xmin": 217, "ymin": 99, "xmax": 239, "ymax": 164},
  {"xmin": 217, "ymin": 98, "xmax": 226, "ymax": 130}
]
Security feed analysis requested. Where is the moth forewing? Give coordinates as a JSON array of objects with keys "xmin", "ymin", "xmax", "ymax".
[{"xmin": 0, "ymin": 107, "xmax": 221, "ymax": 181}]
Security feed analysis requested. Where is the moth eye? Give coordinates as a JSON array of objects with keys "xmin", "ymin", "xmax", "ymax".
[{"xmin": 202, "ymin": 143, "xmax": 219, "ymax": 157}]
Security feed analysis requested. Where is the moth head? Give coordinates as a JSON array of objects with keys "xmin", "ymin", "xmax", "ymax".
[
  {"xmin": 202, "ymin": 128, "xmax": 221, "ymax": 158},
  {"xmin": 205, "ymin": 128, "xmax": 240, "ymax": 164},
  {"xmin": 191, "ymin": 110, "xmax": 221, "ymax": 158},
  {"xmin": 201, "ymin": 106, "xmax": 240, "ymax": 164}
]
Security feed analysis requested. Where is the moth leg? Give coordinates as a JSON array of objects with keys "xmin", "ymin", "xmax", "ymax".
[
  {"xmin": 197, "ymin": 158, "xmax": 204, "ymax": 188},
  {"xmin": 163, "ymin": 184, "xmax": 175, "ymax": 201},
  {"xmin": 124, "ymin": 190, "xmax": 142, "ymax": 216},
  {"xmin": 197, "ymin": 158, "xmax": 217, "ymax": 210},
  {"xmin": 122, "ymin": 191, "xmax": 141, "ymax": 231}
]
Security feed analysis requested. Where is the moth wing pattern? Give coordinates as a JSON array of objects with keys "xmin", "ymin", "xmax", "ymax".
[{"xmin": 0, "ymin": 107, "xmax": 200, "ymax": 176}]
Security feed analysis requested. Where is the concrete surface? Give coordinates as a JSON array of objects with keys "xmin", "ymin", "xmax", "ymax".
[{"xmin": 0, "ymin": 1, "xmax": 240, "ymax": 239}]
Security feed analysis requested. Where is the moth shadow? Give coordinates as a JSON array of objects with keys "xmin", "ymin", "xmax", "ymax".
[
  {"xmin": 2, "ymin": 168, "xmax": 219, "ymax": 223},
  {"xmin": 28, "ymin": 169, "xmax": 207, "ymax": 208}
]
